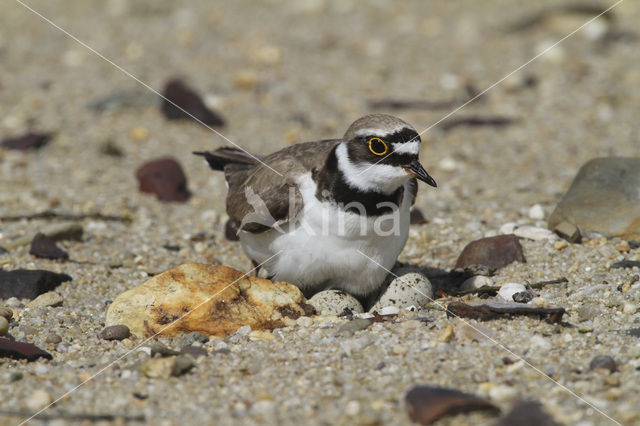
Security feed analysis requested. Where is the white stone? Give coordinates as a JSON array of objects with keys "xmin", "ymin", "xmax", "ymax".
[
  {"xmin": 530, "ymin": 335, "xmax": 551, "ymax": 351},
  {"xmin": 498, "ymin": 283, "xmax": 526, "ymax": 301},
  {"xmin": 308, "ymin": 290, "xmax": 363, "ymax": 316},
  {"xmin": 345, "ymin": 400, "xmax": 361, "ymax": 416},
  {"xmin": 460, "ymin": 276, "xmax": 494, "ymax": 291},
  {"xmin": 499, "ymin": 223, "xmax": 517, "ymax": 234},
  {"xmin": 236, "ymin": 325, "xmax": 252, "ymax": 336},
  {"xmin": 379, "ymin": 306, "xmax": 400, "ymax": 316},
  {"xmin": 624, "ymin": 303, "xmax": 637, "ymax": 315},
  {"xmin": 513, "ymin": 225, "xmax": 557, "ymax": 241},
  {"xmin": 528, "ymin": 204, "xmax": 545, "ymax": 220},
  {"xmin": 26, "ymin": 389, "xmax": 52, "ymax": 411},
  {"xmin": 489, "ymin": 385, "xmax": 518, "ymax": 402}
]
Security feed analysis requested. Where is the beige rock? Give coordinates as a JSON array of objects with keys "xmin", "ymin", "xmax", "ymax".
[
  {"xmin": 105, "ymin": 264, "xmax": 314, "ymax": 338},
  {"xmin": 140, "ymin": 355, "xmax": 195, "ymax": 379},
  {"xmin": 27, "ymin": 291, "xmax": 63, "ymax": 308},
  {"xmin": 0, "ymin": 317, "xmax": 9, "ymax": 336}
]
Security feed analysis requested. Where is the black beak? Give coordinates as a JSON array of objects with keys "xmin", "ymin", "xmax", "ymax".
[{"xmin": 404, "ymin": 160, "xmax": 437, "ymax": 187}]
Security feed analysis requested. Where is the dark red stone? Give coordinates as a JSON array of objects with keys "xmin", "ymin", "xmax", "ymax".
[
  {"xmin": 405, "ymin": 385, "xmax": 499, "ymax": 425},
  {"xmin": 161, "ymin": 79, "xmax": 225, "ymax": 127},
  {"xmin": 455, "ymin": 234, "xmax": 526, "ymax": 270},
  {"xmin": 1, "ymin": 132, "xmax": 52, "ymax": 150},
  {"xmin": 135, "ymin": 157, "xmax": 191, "ymax": 202},
  {"xmin": 0, "ymin": 269, "xmax": 72, "ymax": 299},
  {"xmin": 30, "ymin": 233, "xmax": 69, "ymax": 260},
  {"xmin": 0, "ymin": 337, "xmax": 52, "ymax": 361}
]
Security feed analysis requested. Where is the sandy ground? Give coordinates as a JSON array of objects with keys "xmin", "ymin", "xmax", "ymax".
[{"xmin": 1, "ymin": 0, "xmax": 640, "ymax": 425}]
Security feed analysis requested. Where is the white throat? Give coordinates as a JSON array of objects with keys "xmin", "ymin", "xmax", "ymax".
[{"xmin": 335, "ymin": 142, "xmax": 409, "ymax": 195}]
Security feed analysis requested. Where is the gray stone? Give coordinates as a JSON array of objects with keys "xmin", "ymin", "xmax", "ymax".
[
  {"xmin": 553, "ymin": 221, "xmax": 582, "ymax": 243},
  {"xmin": 589, "ymin": 355, "xmax": 617, "ymax": 373},
  {"xmin": 45, "ymin": 333, "xmax": 62, "ymax": 344},
  {"xmin": 99, "ymin": 325, "xmax": 131, "ymax": 341},
  {"xmin": 549, "ymin": 157, "xmax": 640, "ymax": 240},
  {"xmin": 337, "ymin": 319, "xmax": 372, "ymax": 336}
]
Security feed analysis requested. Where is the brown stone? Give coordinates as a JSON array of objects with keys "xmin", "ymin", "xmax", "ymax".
[
  {"xmin": 105, "ymin": 264, "xmax": 313, "ymax": 338},
  {"xmin": 135, "ymin": 157, "xmax": 191, "ymax": 202},
  {"xmin": 405, "ymin": 385, "xmax": 499, "ymax": 425},
  {"xmin": 455, "ymin": 234, "xmax": 526, "ymax": 270}
]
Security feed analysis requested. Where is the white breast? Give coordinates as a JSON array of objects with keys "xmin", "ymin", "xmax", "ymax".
[{"xmin": 239, "ymin": 173, "xmax": 412, "ymax": 296}]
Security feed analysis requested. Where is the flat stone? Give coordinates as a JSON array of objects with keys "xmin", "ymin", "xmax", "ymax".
[
  {"xmin": 0, "ymin": 337, "xmax": 52, "ymax": 361},
  {"xmin": 308, "ymin": 290, "xmax": 363, "ymax": 316},
  {"xmin": 180, "ymin": 345, "xmax": 208, "ymax": 358},
  {"xmin": 337, "ymin": 319, "xmax": 372, "ymax": 335},
  {"xmin": 136, "ymin": 157, "xmax": 191, "ymax": 202},
  {"xmin": 589, "ymin": 355, "xmax": 617, "ymax": 373},
  {"xmin": 455, "ymin": 234, "xmax": 526, "ymax": 270},
  {"xmin": 99, "ymin": 325, "xmax": 131, "ymax": 341},
  {"xmin": 497, "ymin": 401, "xmax": 557, "ymax": 426},
  {"xmin": 106, "ymin": 264, "xmax": 313, "ymax": 337},
  {"xmin": 29, "ymin": 233, "xmax": 69, "ymax": 260},
  {"xmin": 27, "ymin": 291, "xmax": 63, "ymax": 308},
  {"xmin": 405, "ymin": 385, "xmax": 499, "ymax": 425},
  {"xmin": 0, "ymin": 269, "xmax": 72, "ymax": 299},
  {"xmin": 549, "ymin": 157, "xmax": 640, "ymax": 240},
  {"xmin": 1, "ymin": 132, "xmax": 52, "ymax": 150},
  {"xmin": 161, "ymin": 79, "xmax": 225, "ymax": 127},
  {"xmin": 553, "ymin": 221, "xmax": 581, "ymax": 243}
]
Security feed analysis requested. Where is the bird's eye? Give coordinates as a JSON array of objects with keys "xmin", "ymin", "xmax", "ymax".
[{"xmin": 368, "ymin": 137, "xmax": 388, "ymax": 156}]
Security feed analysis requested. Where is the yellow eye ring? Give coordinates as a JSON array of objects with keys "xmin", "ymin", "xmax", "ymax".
[{"xmin": 368, "ymin": 137, "xmax": 388, "ymax": 156}]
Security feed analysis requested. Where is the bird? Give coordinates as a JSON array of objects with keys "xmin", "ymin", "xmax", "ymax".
[{"xmin": 194, "ymin": 114, "xmax": 436, "ymax": 300}]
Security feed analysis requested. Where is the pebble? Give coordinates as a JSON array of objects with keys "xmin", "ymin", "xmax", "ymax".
[
  {"xmin": 513, "ymin": 225, "xmax": 557, "ymax": 241},
  {"xmin": 130, "ymin": 126, "xmax": 149, "ymax": 141},
  {"xmin": 249, "ymin": 330, "xmax": 275, "ymax": 341},
  {"xmin": 29, "ymin": 233, "xmax": 69, "ymax": 260},
  {"xmin": 1, "ymin": 132, "xmax": 52, "ymax": 150},
  {"xmin": 135, "ymin": 157, "xmax": 191, "ymax": 202},
  {"xmin": 179, "ymin": 332, "xmax": 209, "ymax": 347},
  {"xmin": 590, "ymin": 355, "xmax": 617, "ymax": 373},
  {"xmin": 438, "ymin": 325, "xmax": 454, "ymax": 343},
  {"xmin": 0, "ymin": 269, "xmax": 72, "ymax": 299},
  {"xmin": 236, "ymin": 325, "xmax": 252, "ymax": 336},
  {"xmin": 378, "ymin": 306, "xmax": 400, "ymax": 316},
  {"xmin": 528, "ymin": 204, "xmax": 545, "ymax": 220},
  {"xmin": 0, "ymin": 317, "xmax": 8, "ymax": 336},
  {"xmin": 616, "ymin": 241, "xmax": 631, "ymax": 252},
  {"xmin": 488, "ymin": 384, "xmax": 518, "ymax": 402},
  {"xmin": 180, "ymin": 345, "xmax": 208, "ymax": 358},
  {"xmin": 623, "ymin": 303, "xmax": 637, "ymax": 315},
  {"xmin": 5, "ymin": 222, "xmax": 84, "ymax": 249},
  {"xmin": 455, "ymin": 234, "xmax": 526, "ymax": 270},
  {"xmin": 345, "ymin": 400, "xmax": 361, "ymax": 416},
  {"xmin": 26, "ymin": 389, "xmax": 52, "ymax": 411},
  {"xmin": 553, "ymin": 221, "xmax": 582, "ymax": 243},
  {"xmin": 296, "ymin": 316, "xmax": 313, "ymax": 327},
  {"xmin": 161, "ymin": 78, "xmax": 225, "ymax": 126},
  {"xmin": 141, "ymin": 355, "xmax": 195, "ymax": 378},
  {"xmin": 99, "ymin": 324, "xmax": 131, "ymax": 341},
  {"xmin": 27, "ymin": 291, "xmax": 64, "ymax": 308},
  {"xmin": 554, "ymin": 240, "xmax": 569, "ymax": 250},
  {"xmin": 498, "ymin": 283, "xmax": 526, "ymax": 301},
  {"xmin": 337, "ymin": 318, "xmax": 372, "ymax": 336},
  {"xmin": 460, "ymin": 275, "xmax": 494, "ymax": 291},
  {"xmin": 392, "ymin": 345, "xmax": 408, "ymax": 355},
  {"xmin": 45, "ymin": 333, "xmax": 62, "ymax": 344}
]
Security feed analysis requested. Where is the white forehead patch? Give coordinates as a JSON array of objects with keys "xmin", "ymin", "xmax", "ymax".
[
  {"xmin": 354, "ymin": 125, "xmax": 413, "ymax": 138},
  {"xmin": 392, "ymin": 141, "xmax": 420, "ymax": 155}
]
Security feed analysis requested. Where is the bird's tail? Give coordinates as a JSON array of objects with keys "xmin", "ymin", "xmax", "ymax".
[{"xmin": 193, "ymin": 147, "xmax": 259, "ymax": 171}]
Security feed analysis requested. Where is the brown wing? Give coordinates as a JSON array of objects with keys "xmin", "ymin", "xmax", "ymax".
[{"xmin": 226, "ymin": 139, "xmax": 340, "ymax": 233}]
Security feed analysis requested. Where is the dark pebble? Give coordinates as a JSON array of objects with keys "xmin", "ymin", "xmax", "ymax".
[
  {"xmin": 163, "ymin": 244, "xmax": 181, "ymax": 252},
  {"xmin": 179, "ymin": 332, "xmax": 209, "ymax": 347},
  {"xmin": 0, "ymin": 337, "xmax": 52, "ymax": 361},
  {"xmin": 0, "ymin": 246, "xmax": 7, "ymax": 254},
  {"xmin": 150, "ymin": 342, "xmax": 181, "ymax": 357},
  {"xmin": 100, "ymin": 141, "xmax": 124, "ymax": 157},
  {"xmin": 405, "ymin": 385, "xmax": 499, "ymax": 425},
  {"xmin": 29, "ymin": 233, "xmax": 69, "ymax": 260},
  {"xmin": 225, "ymin": 219, "xmax": 240, "ymax": 241},
  {"xmin": 497, "ymin": 401, "xmax": 557, "ymax": 426},
  {"xmin": 0, "ymin": 269, "xmax": 72, "ymax": 299},
  {"xmin": 611, "ymin": 259, "xmax": 640, "ymax": 269},
  {"xmin": 589, "ymin": 355, "xmax": 617, "ymax": 373},
  {"xmin": 513, "ymin": 290, "xmax": 535, "ymax": 303},
  {"xmin": 161, "ymin": 78, "xmax": 225, "ymax": 127},
  {"xmin": 135, "ymin": 157, "xmax": 191, "ymax": 202},
  {"xmin": 1, "ymin": 132, "xmax": 52, "ymax": 150},
  {"xmin": 99, "ymin": 325, "xmax": 131, "ymax": 341},
  {"xmin": 410, "ymin": 208, "xmax": 428, "ymax": 225},
  {"xmin": 455, "ymin": 234, "xmax": 526, "ymax": 270},
  {"xmin": 181, "ymin": 345, "xmax": 208, "ymax": 358},
  {"xmin": 627, "ymin": 328, "xmax": 640, "ymax": 337}
]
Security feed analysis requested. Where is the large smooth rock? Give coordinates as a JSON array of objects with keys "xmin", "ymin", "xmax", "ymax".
[
  {"xmin": 455, "ymin": 234, "xmax": 526, "ymax": 270},
  {"xmin": 549, "ymin": 157, "xmax": 640, "ymax": 240},
  {"xmin": 105, "ymin": 264, "xmax": 314, "ymax": 338}
]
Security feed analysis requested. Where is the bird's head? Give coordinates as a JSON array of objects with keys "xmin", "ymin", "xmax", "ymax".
[{"xmin": 336, "ymin": 114, "xmax": 437, "ymax": 194}]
